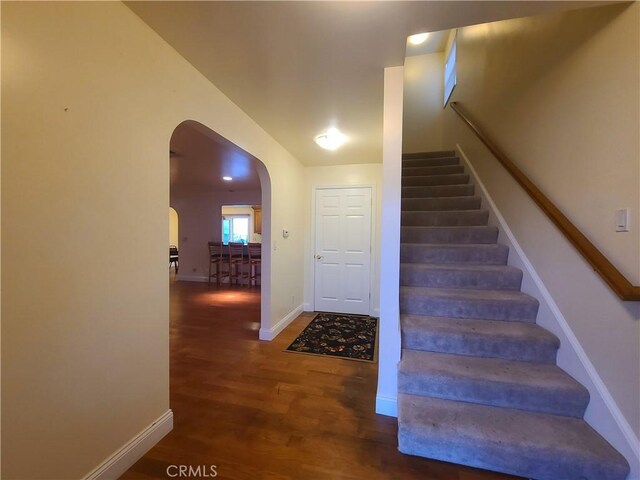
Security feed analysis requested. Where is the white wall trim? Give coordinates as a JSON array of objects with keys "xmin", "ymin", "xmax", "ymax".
[
  {"xmin": 259, "ymin": 304, "xmax": 303, "ymax": 341},
  {"xmin": 175, "ymin": 274, "xmax": 208, "ymax": 283},
  {"xmin": 303, "ymin": 302, "xmax": 313, "ymax": 312},
  {"xmin": 376, "ymin": 66, "xmax": 404, "ymax": 422},
  {"xmin": 174, "ymin": 275, "xmax": 260, "ymax": 287},
  {"xmin": 457, "ymin": 144, "xmax": 640, "ymax": 476},
  {"xmin": 375, "ymin": 395, "xmax": 398, "ymax": 417},
  {"xmin": 83, "ymin": 410, "xmax": 173, "ymax": 480}
]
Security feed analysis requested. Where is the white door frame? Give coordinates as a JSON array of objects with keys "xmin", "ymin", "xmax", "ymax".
[{"xmin": 310, "ymin": 184, "xmax": 377, "ymax": 316}]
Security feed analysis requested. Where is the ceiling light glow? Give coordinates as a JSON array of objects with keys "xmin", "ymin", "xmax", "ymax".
[
  {"xmin": 222, "ymin": 176, "xmax": 233, "ymax": 181},
  {"xmin": 314, "ymin": 127, "xmax": 347, "ymax": 151},
  {"xmin": 408, "ymin": 32, "xmax": 429, "ymax": 45}
]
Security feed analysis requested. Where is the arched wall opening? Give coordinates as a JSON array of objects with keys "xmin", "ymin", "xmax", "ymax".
[{"xmin": 169, "ymin": 120, "xmax": 271, "ymax": 333}]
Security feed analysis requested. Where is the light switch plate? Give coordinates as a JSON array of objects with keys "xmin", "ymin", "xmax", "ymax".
[{"xmin": 615, "ymin": 208, "xmax": 629, "ymax": 232}]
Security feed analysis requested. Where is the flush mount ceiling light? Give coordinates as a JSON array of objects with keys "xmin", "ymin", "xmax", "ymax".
[
  {"xmin": 408, "ymin": 32, "xmax": 429, "ymax": 45},
  {"xmin": 314, "ymin": 127, "xmax": 347, "ymax": 151},
  {"xmin": 222, "ymin": 176, "xmax": 233, "ymax": 181}
]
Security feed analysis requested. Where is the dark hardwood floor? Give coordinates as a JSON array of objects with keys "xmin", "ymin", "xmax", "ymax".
[{"xmin": 122, "ymin": 280, "xmax": 521, "ymax": 480}]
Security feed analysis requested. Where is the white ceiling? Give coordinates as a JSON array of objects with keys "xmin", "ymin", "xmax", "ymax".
[
  {"xmin": 128, "ymin": 1, "xmax": 604, "ymax": 167},
  {"xmin": 170, "ymin": 121, "xmax": 261, "ymax": 197}
]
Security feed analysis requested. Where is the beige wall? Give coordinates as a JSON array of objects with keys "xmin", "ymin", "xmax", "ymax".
[
  {"xmin": 169, "ymin": 207, "xmax": 179, "ymax": 247},
  {"xmin": 303, "ymin": 163, "xmax": 382, "ymax": 314},
  {"xmin": 1, "ymin": 2, "xmax": 305, "ymax": 478},
  {"xmin": 443, "ymin": 0, "xmax": 639, "ymax": 453},
  {"xmin": 403, "ymin": 52, "xmax": 445, "ymax": 153},
  {"xmin": 172, "ymin": 190, "xmax": 261, "ymax": 280}
]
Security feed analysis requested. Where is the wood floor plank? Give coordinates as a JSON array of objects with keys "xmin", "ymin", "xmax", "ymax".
[{"xmin": 121, "ymin": 280, "xmax": 522, "ymax": 480}]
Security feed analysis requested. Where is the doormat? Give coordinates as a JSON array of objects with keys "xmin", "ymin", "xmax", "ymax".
[{"xmin": 285, "ymin": 312, "xmax": 378, "ymax": 362}]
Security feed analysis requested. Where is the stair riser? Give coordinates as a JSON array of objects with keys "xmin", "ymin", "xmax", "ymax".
[
  {"xmin": 401, "ymin": 210, "xmax": 489, "ymax": 227},
  {"xmin": 400, "ymin": 266, "xmax": 522, "ymax": 290},
  {"xmin": 402, "ymin": 185, "xmax": 474, "ymax": 198},
  {"xmin": 401, "ymin": 227, "xmax": 498, "ymax": 244},
  {"xmin": 402, "ymin": 165, "xmax": 464, "ymax": 176},
  {"xmin": 398, "ymin": 371, "xmax": 588, "ymax": 418},
  {"xmin": 402, "ymin": 157, "xmax": 459, "ymax": 168},
  {"xmin": 400, "ymin": 245, "xmax": 509, "ymax": 265},
  {"xmin": 402, "ymin": 332, "xmax": 558, "ymax": 364},
  {"xmin": 398, "ymin": 394, "xmax": 630, "ymax": 480},
  {"xmin": 399, "ymin": 292, "xmax": 539, "ymax": 322},
  {"xmin": 402, "ymin": 197, "xmax": 481, "ymax": 211},
  {"xmin": 403, "ymin": 151, "xmax": 456, "ymax": 160},
  {"xmin": 398, "ymin": 427, "xmax": 625, "ymax": 480},
  {"xmin": 403, "ymin": 174, "xmax": 469, "ymax": 187}
]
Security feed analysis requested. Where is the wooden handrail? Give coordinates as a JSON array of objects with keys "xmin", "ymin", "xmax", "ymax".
[{"xmin": 450, "ymin": 101, "xmax": 640, "ymax": 301}]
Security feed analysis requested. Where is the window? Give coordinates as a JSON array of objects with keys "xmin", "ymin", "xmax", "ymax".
[
  {"xmin": 222, "ymin": 215, "xmax": 250, "ymax": 244},
  {"xmin": 444, "ymin": 32, "xmax": 457, "ymax": 106}
]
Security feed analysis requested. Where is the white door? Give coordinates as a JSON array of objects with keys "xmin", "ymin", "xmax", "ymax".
[{"xmin": 314, "ymin": 187, "xmax": 372, "ymax": 315}]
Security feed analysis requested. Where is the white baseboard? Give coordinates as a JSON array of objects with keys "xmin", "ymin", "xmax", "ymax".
[
  {"xmin": 83, "ymin": 410, "xmax": 173, "ymax": 480},
  {"xmin": 175, "ymin": 274, "xmax": 261, "ymax": 286},
  {"xmin": 375, "ymin": 395, "xmax": 398, "ymax": 417},
  {"xmin": 259, "ymin": 304, "xmax": 303, "ymax": 341},
  {"xmin": 303, "ymin": 302, "xmax": 313, "ymax": 312},
  {"xmin": 371, "ymin": 307, "xmax": 380, "ymax": 317},
  {"xmin": 457, "ymin": 144, "xmax": 640, "ymax": 478},
  {"xmin": 175, "ymin": 274, "xmax": 208, "ymax": 283}
]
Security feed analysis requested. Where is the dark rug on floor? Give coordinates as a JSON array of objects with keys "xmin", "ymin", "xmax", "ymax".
[{"xmin": 285, "ymin": 312, "xmax": 378, "ymax": 362}]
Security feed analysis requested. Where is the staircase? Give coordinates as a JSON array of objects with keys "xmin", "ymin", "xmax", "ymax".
[{"xmin": 397, "ymin": 151, "xmax": 630, "ymax": 480}]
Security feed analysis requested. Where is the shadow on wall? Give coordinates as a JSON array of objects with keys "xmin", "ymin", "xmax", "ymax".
[{"xmin": 456, "ymin": 3, "xmax": 631, "ymax": 120}]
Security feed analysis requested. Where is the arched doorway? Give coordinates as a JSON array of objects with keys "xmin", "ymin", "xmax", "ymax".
[{"xmin": 169, "ymin": 120, "xmax": 271, "ymax": 334}]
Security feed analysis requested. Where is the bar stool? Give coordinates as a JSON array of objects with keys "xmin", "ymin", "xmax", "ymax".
[
  {"xmin": 228, "ymin": 242, "xmax": 248, "ymax": 286},
  {"xmin": 248, "ymin": 243, "xmax": 261, "ymax": 287},
  {"xmin": 208, "ymin": 241, "xmax": 227, "ymax": 285}
]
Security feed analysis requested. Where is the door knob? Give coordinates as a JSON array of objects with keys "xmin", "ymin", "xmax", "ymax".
[{"xmin": 315, "ymin": 255, "xmax": 323, "ymax": 260}]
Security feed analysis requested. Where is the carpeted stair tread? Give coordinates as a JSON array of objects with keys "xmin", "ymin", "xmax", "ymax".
[
  {"xmin": 401, "ymin": 210, "xmax": 489, "ymax": 227},
  {"xmin": 400, "ymin": 263, "xmax": 522, "ymax": 290},
  {"xmin": 401, "ymin": 226, "xmax": 498, "ymax": 244},
  {"xmin": 400, "ymin": 286, "xmax": 539, "ymax": 322},
  {"xmin": 400, "ymin": 243, "xmax": 509, "ymax": 265},
  {"xmin": 402, "ymin": 157, "xmax": 460, "ymax": 168},
  {"xmin": 403, "ymin": 173, "xmax": 470, "ymax": 187},
  {"xmin": 402, "ymin": 165, "xmax": 465, "ymax": 176},
  {"xmin": 398, "ymin": 394, "xmax": 630, "ymax": 480},
  {"xmin": 402, "ymin": 184, "xmax": 475, "ymax": 198},
  {"xmin": 402, "ymin": 196, "xmax": 481, "ymax": 211},
  {"xmin": 401, "ymin": 314, "xmax": 559, "ymax": 363},
  {"xmin": 399, "ymin": 350, "xmax": 589, "ymax": 417},
  {"xmin": 396, "ymin": 149, "xmax": 629, "ymax": 477}
]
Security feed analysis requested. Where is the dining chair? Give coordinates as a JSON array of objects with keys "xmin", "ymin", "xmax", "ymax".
[
  {"xmin": 228, "ymin": 242, "xmax": 248, "ymax": 286},
  {"xmin": 248, "ymin": 243, "xmax": 261, "ymax": 287},
  {"xmin": 208, "ymin": 241, "xmax": 227, "ymax": 285},
  {"xmin": 169, "ymin": 245, "xmax": 179, "ymax": 273}
]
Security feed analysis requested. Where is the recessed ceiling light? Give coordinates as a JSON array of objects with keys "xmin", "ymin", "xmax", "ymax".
[
  {"xmin": 408, "ymin": 32, "xmax": 429, "ymax": 45},
  {"xmin": 223, "ymin": 176, "xmax": 233, "ymax": 181},
  {"xmin": 314, "ymin": 127, "xmax": 347, "ymax": 151}
]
